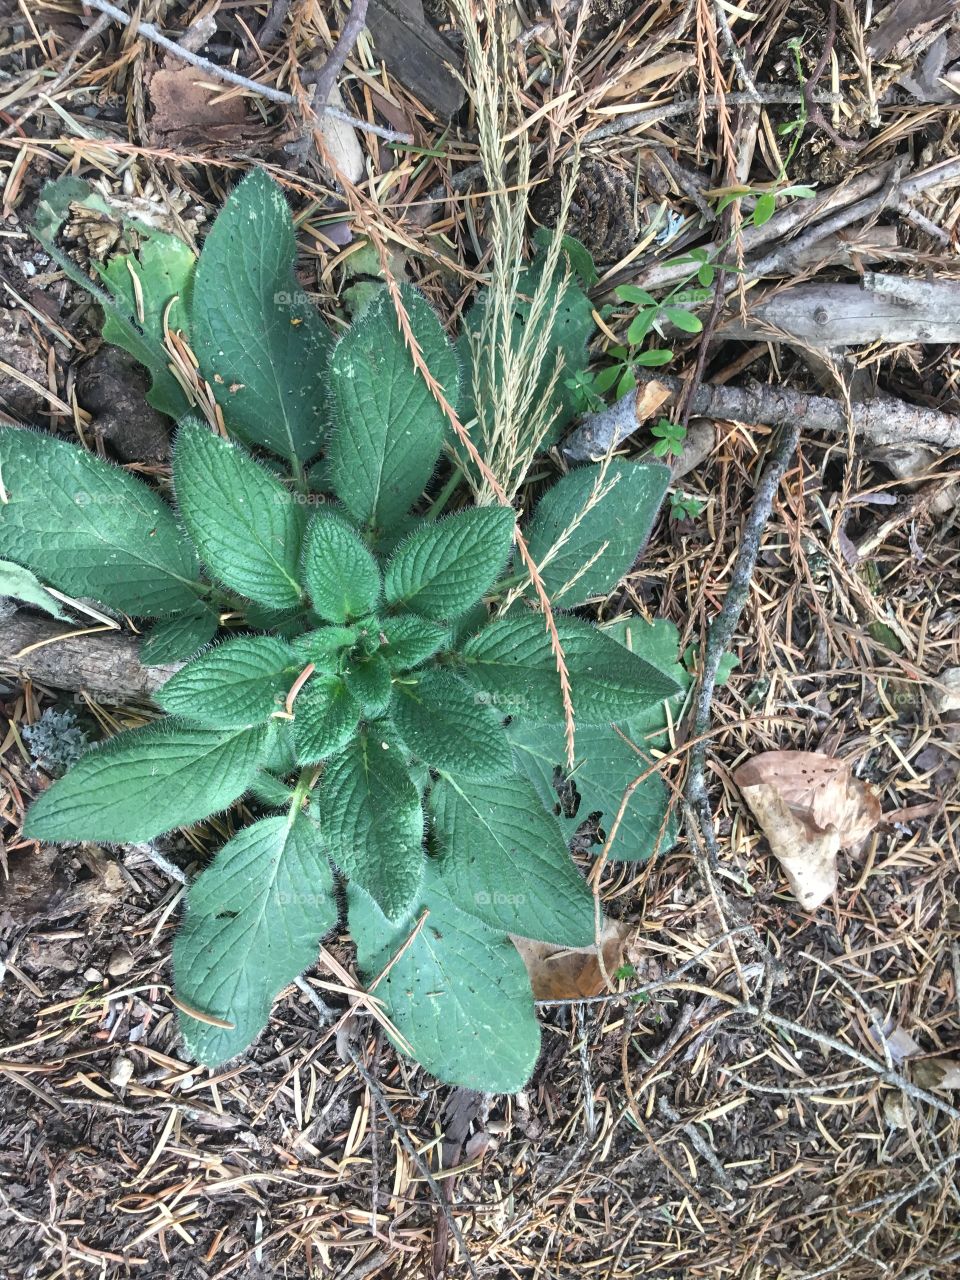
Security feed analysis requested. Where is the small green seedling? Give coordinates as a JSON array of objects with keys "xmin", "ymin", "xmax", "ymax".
[
  {"xmin": 650, "ymin": 418, "xmax": 687, "ymax": 459},
  {"xmin": 2, "ymin": 171, "xmax": 685, "ymax": 1092}
]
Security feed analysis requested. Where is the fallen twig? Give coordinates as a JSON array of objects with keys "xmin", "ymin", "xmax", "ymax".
[
  {"xmin": 563, "ymin": 371, "xmax": 960, "ymax": 462},
  {"xmin": 290, "ymin": 0, "xmax": 371, "ymax": 170},
  {"xmin": 682, "ymin": 418, "xmax": 802, "ymax": 821}
]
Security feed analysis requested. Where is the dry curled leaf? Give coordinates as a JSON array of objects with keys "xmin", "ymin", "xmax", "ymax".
[
  {"xmin": 910, "ymin": 1057, "xmax": 960, "ymax": 1091},
  {"xmin": 734, "ymin": 751, "xmax": 881, "ymax": 910},
  {"xmin": 513, "ymin": 919, "xmax": 631, "ymax": 1000}
]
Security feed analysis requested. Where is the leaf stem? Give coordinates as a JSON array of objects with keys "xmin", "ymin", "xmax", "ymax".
[
  {"xmin": 424, "ymin": 466, "xmax": 464, "ymax": 521},
  {"xmin": 288, "ymin": 767, "xmax": 315, "ymax": 817}
]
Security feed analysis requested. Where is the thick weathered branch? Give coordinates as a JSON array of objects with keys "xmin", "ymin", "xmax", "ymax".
[
  {"xmin": 0, "ymin": 613, "xmax": 176, "ymax": 701},
  {"xmin": 721, "ymin": 274, "xmax": 960, "ymax": 346},
  {"xmin": 563, "ymin": 373, "xmax": 960, "ymax": 463}
]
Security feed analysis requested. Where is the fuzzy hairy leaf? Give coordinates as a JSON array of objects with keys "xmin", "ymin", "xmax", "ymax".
[
  {"xmin": 510, "ymin": 720, "xmax": 675, "ymax": 862},
  {"xmin": 294, "ymin": 674, "xmax": 361, "ymax": 762},
  {"xmin": 327, "ymin": 287, "xmax": 458, "ymax": 537},
  {"xmin": 379, "ymin": 613, "xmax": 448, "ymax": 670},
  {"xmin": 349, "ymin": 869, "xmax": 540, "ymax": 1092},
  {"xmin": 318, "ymin": 727, "xmax": 424, "ymax": 919},
  {"xmin": 174, "ymin": 420, "xmax": 305, "ymax": 608},
  {"xmin": 190, "ymin": 169, "xmax": 330, "ymax": 462},
  {"xmin": 23, "ymin": 720, "xmax": 270, "ymax": 843},
  {"xmin": 0, "ymin": 427, "xmax": 201, "ymax": 617},
  {"xmin": 429, "ymin": 774, "xmax": 595, "ymax": 944},
  {"xmin": 141, "ymin": 604, "xmax": 219, "ymax": 665},
  {"xmin": 156, "ymin": 635, "xmax": 298, "ymax": 727},
  {"xmin": 302, "ymin": 509, "xmax": 380, "ymax": 623},
  {"xmin": 525, "ymin": 461, "xmax": 670, "ymax": 605},
  {"xmin": 384, "ymin": 508, "xmax": 515, "ymax": 621},
  {"xmin": 392, "ymin": 671, "xmax": 513, "ymax": 779},
  {"xmin": 0, "ymin": 559, "xmax": 68, "ymax": 620},
  {"xmin": 345, "ymin": 653, "xmax": 393, "ymax": 715},
  {"xmin": 460, "ymin": 613, "xmax": 681, "ymax": 723},
  {"xmin": 248, "ymin": 771, "xmax": 296, "ymax": 808},
  {"xmin": 510, "ymin": 618, "xmax": 688, "ymax": 860},
  {"xmin": 175, "ymin": 812, "xmax": 336, "ymax": 1063},
  {"xmin": 291, "ymin": 625, "xmax": 356, "ymax": 668}
]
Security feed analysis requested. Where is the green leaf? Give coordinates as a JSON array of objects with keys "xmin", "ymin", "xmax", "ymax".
[
  {"xmin": 457, "ymin": 255, "xmax": 596, "ymax": 456},
  {"xmin": 345, "ymin": 653, "xmax": 393, "ymax": 716},
  {"xmin": 31, "ymin": 178, "xmax": 195, "ymax": 422},
  {"xmin": 0, "ymin": 427, "xmax": 202, "ymax": 617},
  {"xmin": 393, "ymin": 671, "xmax": 513, "ymax": 779},
  {"xmin": 261, "ymin": 718, "xmax": 297, "ymax": 775},
  {"xmin": 23, "ymin": 719, "xmax": 270, "ymax": 843},
  {"xmin": 384, "ymin": 508, "xmax": 515, "ymax": 620},
  {"xmin": 156, "ymin": 636, "xmax": 298, "ymax": 727},
  {"xmin": 460, "ymin": 613, "xmax": 681, "ymax": 723},
  {"xmin": 532, "ymin": 227, "xmax": 599, "ymax": 286},
  {"xmin": 664, "ymin": 307, "xmax": 703, "ymax": 334},
  {"xmin": 141, "ymin": 604, "xmax": 219, "ymax": 665},
  {"xmin": 175, "ymin": 812, "xmax": 336, "ymax": 1064},
  {"xmin": 302, "ymin": 509, "xmax": 380, "ymax": 623},
  {"xmin": 524, "ymin": 461, "xmax": 670, "ymax": 606},
  {"xmin": 0, "ymin": 559, "xmax": 68, "ymax": 619},
  {"xmin": 511, "ymin": 617, "xmax": 688, "ymax": 860},
  {"xmin": 429, "ymin": 774, "xmax": 595, "ymax": 944},
  {"xmin": 627, "ymin": 309, "xmax": 657, "ymax": 345},
  {"xmin": 294, "ymin": 674, "xmax": 361, "ymax": 762},
  {"xmin": 291, "ymin": 625, "xmax": 356, "ymax": 668},
  {"xmin": 248, "ymin": 771, "xmax": 296, "ymax": 808},
  {"xmin": 318, "ymin": 726, "xmax": 424, "ymax": 920},
  {"xmin": 752, "ymin": 192, "xmax": 776, "ymax": 226},
  {"xmin": 616, "ymin": 286, "xmax": 658, "ymax": 306},
  {"xmin": 97, "ymin": 232, "xmax": 196, "ymax": 419},
  {"xmin": 634, "ymin": 348, "xmax": 674, "ymax": 367},
  {"xmin": 591, "ymin": 365, "xmax": 621, "ymax": 394},
  {"xmin": 327, "ymin": 287, "xmax": 458, "ymax": 536},
  {"xmin": 379, "ymin": 613, "xmax": 449, "ymax": 670},
  {"xmin": 510, "ymin": 719, "xmax": 676, "ymax": 862},
  {"xmin": 174, "ymin": 420, "xmax": 305, "ymax": 609},
  {"xmin": 190, "ymin": 169, "xmax": 331, "ymax": 463},
  {"xmin": 349, "ymin": 868, "xmax": 540, "ymax": 1091},
  {"xmin": 515, "ymin": 259, "xmax": 596, "ymax": 439}
]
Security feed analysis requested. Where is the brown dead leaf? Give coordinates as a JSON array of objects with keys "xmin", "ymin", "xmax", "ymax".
[
  {"xmin": 910, "ymin": 1057, "xmax": 960, "ymax": 1091},
  {"xmin": 600, "ymin": 52, "xmax": 696, "ymax": 102},
  {"xmin": 733, "ymin": 752, "xmax": 881, "ymax": 910},
  {"xmin": 513, "ymin": 919, "xmax": 631, "ymax": 1000},
  {"xmin": 148, "ymin": 67, "xmax": 248, "ymax": 146}
]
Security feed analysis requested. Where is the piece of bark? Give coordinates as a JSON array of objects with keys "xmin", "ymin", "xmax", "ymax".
[
  {"xmin": 785, "ymin": 226, "xmax": 900, "ymax": 272},
  {"xmin": 366, "ymin": 0, "xmax": 464, "ymax": 117},
  {"xmin": 867, "ymin": 0, "xmax": 959, "ymax": 59},
  {"xmin": 0, "ymin": 613, "xmax": 177, "ymax": 700},
  {"xmin": 721, "ymin": 274, "xmax": 960, "ymax": 347},
  {"xmin": 563, "ymin": 372, "xmax": 960, "ymax": 462}
]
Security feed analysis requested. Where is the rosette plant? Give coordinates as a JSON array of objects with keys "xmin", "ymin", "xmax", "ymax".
[{"xmin": 1, "ymin": 171, "xmax": 681, "ymax": 1090}]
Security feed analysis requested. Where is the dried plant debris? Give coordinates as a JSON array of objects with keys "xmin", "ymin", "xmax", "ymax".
[
  {"xmin": 734, "ymin": 751, "xmax": 882, "ymax": 910},
  {"xmin": 147, "ymin": 66, "xmax": 249, "ymax": 146},
  {"xmin": 513, "ymin": 919, "xmax": 632, "ymax": 1000},
  {"xmin": 530, "ymin": 157, "xmax": 637, "ymax": 266}
]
